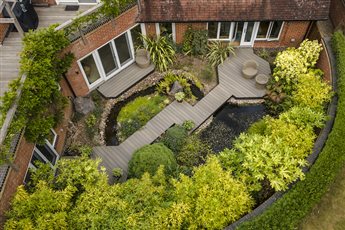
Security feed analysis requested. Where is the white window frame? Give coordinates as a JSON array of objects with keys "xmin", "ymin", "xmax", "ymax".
[
  {"xmin": 78, "ymin": 24, "xmax": 142, "ymax": 90},
  {"xmin": 55, "ymin": 0, "xmax": 100, "ymax": 6},
  {"xmin": 23, "ymin": 129, "xmax": 59, "ymax": 183},
  {"xmin": 208, "ymin": 22, "xmax": 237, "ymax": 41},
  {"xmin": 255, "ymin": 21, "xmax": 284, "ymax": 41},
  {"xmin": 155, "ymin": 22, "xmax": 176, "ymax": 42}
]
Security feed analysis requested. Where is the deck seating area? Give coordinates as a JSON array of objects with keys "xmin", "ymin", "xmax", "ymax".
[{"xmin": 93, "ymin": 48, "xmax": 271, "ymax": 182}]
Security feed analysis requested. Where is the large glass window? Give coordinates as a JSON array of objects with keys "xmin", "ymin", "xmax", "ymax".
[
  {"xmin": 80, "ymin": 54, "xmax": 101, "ymax": 85},
  {"xmin": 114, "ymin": 33, "xmax": 132, "ymax": 65},
  {"xmin": 269, "ymin": 21, "xmax": 283, "ymax": 39},
  {"xmin": 98, "ymin": 43, "xmax": 118, "ymax": 76},
  {"xmin": 208, "ymin": 22, "xmax": 218, "ymax": 39},
  {"xmin": 130, "ymin": 24, "xmax": 143, "ymax": 49},
  {"xmin": 79, "ymin": 25, "xmax": 143, "ymax": 88},
  {"xmin": 256, "ymin": 21, "xmax": 283, "ymax": 40},
  {"xmin": 159, "ymin": 23, "xmax": 173, "ymax": 37},
  {"xmin": 257, "ymin": 21, "xmax": 270, "ymax": 39},
  {"xmin": 219, "ymin": 22, "xmax": 231, "ymax": 39}
]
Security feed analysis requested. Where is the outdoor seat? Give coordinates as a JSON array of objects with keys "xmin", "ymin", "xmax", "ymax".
[
  {"xmin": 242, "ymin": 60, "xmax": 258, "ymax": 79},
  {"xmin": 135, "ymin": 49, "xmax": 150, "ymax": 68},
  {"xmin": 255, "ymin": 74, "xmax": 269, "ymax": 89}
]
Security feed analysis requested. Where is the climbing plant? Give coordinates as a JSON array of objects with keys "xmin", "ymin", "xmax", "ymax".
[{"xmin": 0, "ymin": 25, "xmax": 73, "ymax": 164}]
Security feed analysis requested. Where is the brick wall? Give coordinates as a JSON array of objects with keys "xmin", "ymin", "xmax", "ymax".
[
  {"xmin": 254, "ymin": 21, "xmax": 311, "ymax": 48},
  {"xmin": 64, "ymin": 6, "xmax": 138, "ymax": 97},
  {"xmin": 175, "ymin": 23, "xmax": 207, "ymax": 44},
  {"xmin": 0, "ymin": 137, "xmax": 35, "ymax": 226},
  {"xmin": 307, "ymin": 23, "xmax": 332, "ymax": 82},
  {"xmin": 145, "ymin": 23, "xmax": 156, "ymax": 37},
  {"xmin": 329, "ymin": 0, "xmax": 345, "ymax": 31},
  {"xmin": 0, "ymin": 14, "xmax": 10, "ymax": 44}
]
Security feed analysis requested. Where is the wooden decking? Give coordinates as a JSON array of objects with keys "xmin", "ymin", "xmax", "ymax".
[
  {"xmin": 97, "ymin": 63, "xmax": 155, "ymax": 98},
  {"xmin": 93, "ymin": 48, "xmax": 271, "ymax": 182},
  {"xmin": 0, "ymin": 5, "xmax": 91, "ymax": 97}
]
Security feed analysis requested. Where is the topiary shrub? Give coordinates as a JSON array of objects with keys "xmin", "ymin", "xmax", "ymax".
[
  {"xmin": 160, "ymin": 125, "xmax": 188, "ymax": 154},
  {"xmin": 128, "ymin": 143, "xmax": 177, "ymax": 179}
]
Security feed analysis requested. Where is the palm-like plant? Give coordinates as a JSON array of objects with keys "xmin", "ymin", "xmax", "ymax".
[
  {"xmin": 141, "ymin": 35, "xmax": 175, "ymax": 72},
  {"xmin": 206, "ymin": 41, "xmax": 235, "ymax": 67}
]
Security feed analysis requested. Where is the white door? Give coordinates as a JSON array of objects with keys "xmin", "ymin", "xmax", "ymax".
[{"xmin": 240, "ymin": 22, "xmax": 257, "ymax": 46}]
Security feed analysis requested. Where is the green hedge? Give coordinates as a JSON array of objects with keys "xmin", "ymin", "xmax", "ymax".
[{"xmin": 237, "ymin": 31, "xmax": 345, "ymax": 230}]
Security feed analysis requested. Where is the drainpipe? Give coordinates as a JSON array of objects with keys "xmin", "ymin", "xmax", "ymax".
[
  {"xmin": 304, "ymin": 21, "xmax": 315, "ymax": 40},
  {"xmin": 137, "ymin": 0, "xmax": 141, "ymax": 13}
]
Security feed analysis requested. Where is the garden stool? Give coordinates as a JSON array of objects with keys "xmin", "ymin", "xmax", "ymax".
[
  {"xmin": 255, "ymin": 74, "xmax": 269, "ymax": 89},
  {"xmin": 242, "ymin": 60, "xmax": 258, "ymax": 79}
]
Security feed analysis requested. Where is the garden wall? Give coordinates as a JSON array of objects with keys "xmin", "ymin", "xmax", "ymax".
[
  {"xmin": 329, "ymin": 0, "xmax": 345, "ymax": 31},
  {"xmin": 64, "ymin": 6, "xmax": 138, "ymax": 97},
  {"xmin": 254, "ymin": 21, "xmax": 311, "ymax": 48}
]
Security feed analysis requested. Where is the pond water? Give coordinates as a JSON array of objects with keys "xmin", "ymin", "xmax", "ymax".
[{"xmin": 199, "ymin": 103, "xmax": 267, "ymax": 153}]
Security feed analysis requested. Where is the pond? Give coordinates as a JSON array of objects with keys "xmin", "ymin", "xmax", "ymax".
[
  {"xmin": 199, "ymin": 103, "xmax": 267, "ymax": 153},
  {"xmin": 105, "ymin": 84, "xmax": 204, "ymax": 146}
]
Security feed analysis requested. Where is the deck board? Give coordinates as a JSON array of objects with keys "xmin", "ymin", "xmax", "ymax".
[
  {"xmin": 97, "ymin": 64, "xmax": 155, "ymax": 98},
  {"xmin": 93, "ymin": 48, "xmax": 272, "ymax": 182}
]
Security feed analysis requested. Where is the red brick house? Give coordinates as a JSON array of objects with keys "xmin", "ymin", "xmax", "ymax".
[
  {"xmin": 62, "ymin": 0, "xmax": 330, "ymax": 97},
  {"xmin": 0, "ymin": 0, "xmax": 332, "ymax": 226}
]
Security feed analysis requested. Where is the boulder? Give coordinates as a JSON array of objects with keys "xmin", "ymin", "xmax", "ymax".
[
  {"xmin": 169, "ymin": 81, "xmax": 183, "ymax": 95},
  {"xmin": 73, "ymin": 97, "xmax": 95, "ymax": 115}
]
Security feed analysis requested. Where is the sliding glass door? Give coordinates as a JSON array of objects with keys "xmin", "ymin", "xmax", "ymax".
[{"xmin": 79, "ymin": 24, "xmax": 142, "ymax": 88}]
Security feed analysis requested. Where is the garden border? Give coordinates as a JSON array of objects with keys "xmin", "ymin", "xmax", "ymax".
[{"xmin": 225, "ymin": 35, "xmax": 337, "ymax": 229}]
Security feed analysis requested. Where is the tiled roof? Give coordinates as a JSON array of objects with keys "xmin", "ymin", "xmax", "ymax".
[{"xmin": 137, "ymin": 0, "xmax": 330, "ymax": 22}]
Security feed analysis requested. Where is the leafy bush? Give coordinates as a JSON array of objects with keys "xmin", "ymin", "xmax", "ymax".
[
  {"xmin": 0, "ymin": 25, "xmax": 73, "ymax": 163},
  {"xmin": 237, "ymin": 31, "xmax": 345, "ymax": 229},
  {"xmin": 289, "ymin": 70, "xmax": 332, "ymax": 112},
  {"xmin": 156, "ymin": 71, "xmax": 203, "ymax": 100},
  {"xmin": 174, "ymin": 92, "xmax": 185, "ymax": 102},
  {"xmin": 112, "ymin": 167, "xmax": 123, "ymax": 180},
  {"xmin": 182, "ymin": 27, "xmax": 208, "ymax": 56},
  {"xmin": 141, "ymin": 35, "xmax": 175, "ymax": 72},
  {"xmin": 117, "ymin": 94, "xmax": 167, "ymax": 140},
  {"xmin": 206, "ymin": 41, "xmax": 235, "ymax": 67},
  {"xmin": 200, "ymin": 64, "xmax": 216, "ymax": 82},
  {"xmin": 182, "ymin": 120, "xmax": 195, "ymax": 131},
  {"xmin": 172, "ymin": 157, "xmax": 254, "ymax": 229},
  {"xmin": 128, "ymin": 143, "xmax": 177, "ymax": 178},
  {"xmin": 176, "ymin": 135, "xmax": 213, "ymax": 168},
  {"xmin": 160, "ymin": 125, "xmax": 188, "ymax": 154}
]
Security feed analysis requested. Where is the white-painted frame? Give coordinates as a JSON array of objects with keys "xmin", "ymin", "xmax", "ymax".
[
  {"xmin": 78, "ymin": 24, "xmax": 142, "ymax": 90},
  {"xmin": 155, "ymin": 22, "xmax": 176, "ymax": 42},
  {"xmin": 255, "ymin": 21, "xmax": 284, "ymax": 41}
]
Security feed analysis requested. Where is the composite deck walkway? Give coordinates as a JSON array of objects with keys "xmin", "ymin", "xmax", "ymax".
[
  {"xmin": 93, "ymin": 48, "xmax": 271, "ymax": 181},
  {"xmin": 0, "ymin": 5, "xmax": 91, "ymax": 97},
  {"xmin": 98, "ymin": 63, "xmax": 155, "ymax": 98}
]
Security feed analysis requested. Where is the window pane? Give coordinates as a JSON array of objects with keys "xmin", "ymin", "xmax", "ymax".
[
  {"xmin": 36, "ymin": 144, "xmax": 57, "ymax": 165},
  {"xmin": 269, "ymin": 21, "xmax": 283, "ymax": 39},
  {"xmin": 31, "ymin": 151, "xmax": 46, "ymax": 168},
  {"xmin": 208, "ymin": 22, "xmax": 218, "ymax": 39},
  {"xmin": 159, "ymin": 23, "xmax": 172, "ymax": 37},
  {"xmin": 219, "ymin": 22, "xmax": 231, "ymax": 39},
  {"xmin": 80, "ymin": 55, "xmax": 101, "ymax": 85},
  {"xmin": 244, "ymin": 22, "xmax": 255, "ymax": 42},
  {"xmin": 98, "ymin": 43, "xmax": 118, "ymax": 76},
  {"xmin": 234, "ymin": 22, "xmax": 244, "ymax": 42},
  {"xmin": 257, "ymin": 21, "xmax": 270, "ymax": 39},
  {"xmin": 130, "ymin": 25, "xmax": 143, "ymax": 49},
  {"xmin": 114, "ymin": 33, "xmax": 132, "ymax": 66}
]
